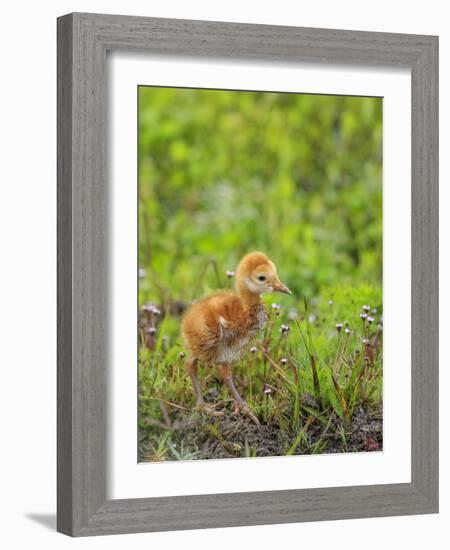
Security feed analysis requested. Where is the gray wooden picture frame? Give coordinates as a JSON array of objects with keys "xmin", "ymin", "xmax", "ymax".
[{"xmin": 57, "ymin": 12, "xmax": 439, "ymax": 537}]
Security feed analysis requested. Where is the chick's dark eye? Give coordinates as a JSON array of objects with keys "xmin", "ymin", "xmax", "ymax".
[{"xmin": 257, "ymin": 275, "xmax": 266, "ymax": 282}]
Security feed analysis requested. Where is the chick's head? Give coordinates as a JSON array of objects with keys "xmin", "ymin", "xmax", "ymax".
[{"xmin": 236, "ymin": 252, "xmax": 291, "ymax": 295}]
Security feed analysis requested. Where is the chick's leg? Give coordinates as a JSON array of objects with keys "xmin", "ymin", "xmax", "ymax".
[
  {"xmin": 186, "ymin": 357, "xmax": 223, "ymax": 416},
  {"xmin": 219, "ymin": 364, "xmax": 260, "ymax": 426},
  {"xmin": 186, "ymin": 357, "xmax": 203, "ymax": 406}
]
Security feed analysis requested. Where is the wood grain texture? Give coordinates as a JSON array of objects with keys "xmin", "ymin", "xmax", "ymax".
[
  {"xmin": 57, "ymin": 12, "xmax": 439, "ymax": 536},
  {"xmin": 410, "ymin": 36, "xmax": 439, "ymax": 505},
  {"xmin": 57, "ymin": 13, "xmax": 73, "ymax": 535}
]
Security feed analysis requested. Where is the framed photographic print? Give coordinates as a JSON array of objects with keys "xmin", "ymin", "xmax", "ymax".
[
  {"xmin": 57, "ymin": 13, "xmax": 438, "ymax": 536},
  {"xmin": 137, "ymin": 86, "xmax": 383, "ymax": 460}
]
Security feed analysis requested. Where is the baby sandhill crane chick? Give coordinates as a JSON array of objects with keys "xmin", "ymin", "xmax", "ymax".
[{"xmin": 181, "ymin": 252, "xmax": 291, "ymax": 425}]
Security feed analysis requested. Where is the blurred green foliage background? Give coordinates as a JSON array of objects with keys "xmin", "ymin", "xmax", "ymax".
[{"xmin": 139, "ymin": 87, "xmax": 382, "ymax": 304}]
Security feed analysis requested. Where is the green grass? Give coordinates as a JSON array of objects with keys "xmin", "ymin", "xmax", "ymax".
[{"xmin": 138, "ymin": 282, "xmax": 382, "ymax": 461}]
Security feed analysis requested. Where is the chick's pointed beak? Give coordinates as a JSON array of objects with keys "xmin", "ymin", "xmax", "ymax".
[{"xmin": 272, "ymin": 279, "xmax": 292, "ymax": 295}]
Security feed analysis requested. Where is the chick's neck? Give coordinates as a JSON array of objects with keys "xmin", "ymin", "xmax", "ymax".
[{"xmin": 236, "ymin": 279, "xmax": 262, "ymax": 307}]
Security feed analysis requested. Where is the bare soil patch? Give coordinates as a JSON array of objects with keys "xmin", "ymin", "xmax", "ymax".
[{"xmin": 139, "ymin": 404, "xmax": 382, "ymax": 461}]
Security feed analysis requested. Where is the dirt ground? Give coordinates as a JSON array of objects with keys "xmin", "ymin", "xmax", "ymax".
[{"xmin": 139, "ymin": 402, "xmax": 383, "ymax": 461}]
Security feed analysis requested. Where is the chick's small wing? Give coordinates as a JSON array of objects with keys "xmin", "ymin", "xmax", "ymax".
[{"xmin": 213, "ymin": 295, "xmax": 248, "ymax": 340}]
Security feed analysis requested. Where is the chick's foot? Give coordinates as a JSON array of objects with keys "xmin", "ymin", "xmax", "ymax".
[
  {"xmin": 195, "ymin": 403, "xmax": 224, "ymax": 417},
  {"xmin": 233, "ymin": 400, "xmax": 260, "ymax": 426}
]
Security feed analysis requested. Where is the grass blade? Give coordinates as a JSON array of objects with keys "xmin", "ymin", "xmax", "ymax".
[
  {"xmin": 286, "ymin": 417, "xmax": 313, "ymax": 455},
  {"xmin": 332, "ymin": 372, "xmax": 351, "ymax": 428}
]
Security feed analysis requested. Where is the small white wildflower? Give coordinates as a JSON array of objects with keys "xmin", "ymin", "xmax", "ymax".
[
  {"xmin": 145, "ymin": 327, "xmax": 156, "ymax": 335},
  {"xmin": 271, "ymin": 303, "xmax": 281, "ymax": 316},
  {"xmin": 328, "ymin": 300, "xmax": 334, "ymax": 305},
  {"xmin": 335, "ymin": 323, "xmax": 343, "ymax": 332},
  {"xmin": 367, "ymin": 316, "xmax": 375, "ymax": 324},
  {"xmin": 264, "ymin": 386, "xmax": 272, "ymax": 394},
  {"xmin": 143, "ymin": 303, "xmax": 160, "ymax": 315},
  {"xmin": 280, "ymin": 324, "xmax": 290, "ymax": 334},
  {"xmin": 280, "ymin": 358, "xmax": 288, "ymax": 365},
  {"xmin": 362, "ymin": 338, "xmax": 370, "ymax": 345},
  {"xmin": 250, "ymin": 346, "xmax": 257, "ymax": 354},
  {"xmin": 360, "ymin": 313, "xmax": 368, "ymax": 320},
  {"xmin": 372, "ymin": 308, "xmax": 377, "ymax": 314},
  {"xmin": 179, "ymin": 351, "xmax": 186, "ymax": 359},
  {"xmin": 226, "ymin": 270, "xmax": 235, "ymax": 278},
  {"xmin": 308, "ymin": 314, "xmax": 317, "ymax": 323},
  {"xmin": 138, "ymin": 268, "xmax": 146, "ymax": 279},
  {"xmin": 363, "ymin": 305, "xmax": 371, "ymax": 312},
  {"xmin": 345, "ymin": 327, "xmax": 351, "ymax": 335}
]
